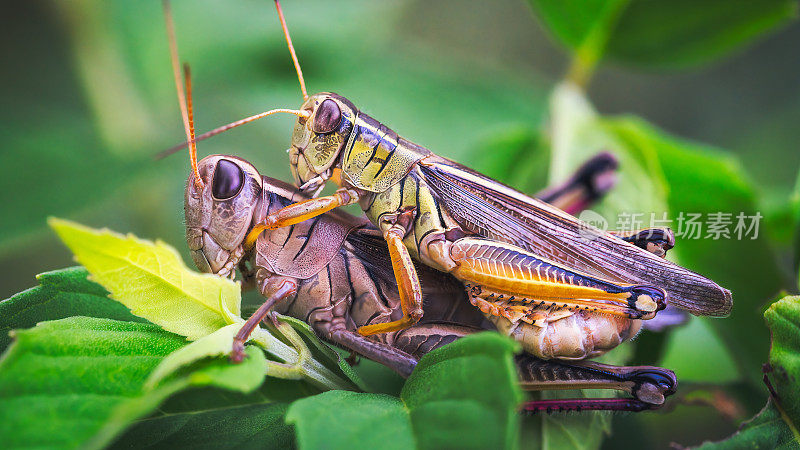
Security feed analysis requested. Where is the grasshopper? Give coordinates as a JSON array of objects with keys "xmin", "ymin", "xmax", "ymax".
[{"xmin": 162, "ymin": 1, "xmax": 714, "ymax": 409}]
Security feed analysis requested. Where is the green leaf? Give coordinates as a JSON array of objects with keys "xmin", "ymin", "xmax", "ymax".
[
  {"xmin": 110, "ymin": 402, "xmax": 294, "ymax": 450},
  {"xmin": 692, "ymin": 296, "xmax": 800, "ymax": 448},
  {"xmin": 145, "ymin": 323, "xmax": 257, "ymax": 390},
  {"xmin": 695, "ymin": 400, "xmax": 798, "ymax": 449},
  {"xmin": 401, "ymin": 333, "xmax": 522, "ymax": 449},
  {"xmin": 287, "ymin": 333, "xmax": 523, "ymax": 450},
  {"xmin": 49, "ymin": 218, "xmax": 241, "ymax": 339},
  {"xmin": 0, "ymin": 266, "xmax": 143, "ymax": 353},
  {"xmin": 47, "ymin": 220, "xmax": 363, "ymax": 391},
  {"xmin": 764, "ymin": 296, "xmax": 800, "ymax": 428},
  {"xmin": 793, "ymin": 172, "xmax": 800, "ymax": 277},
  {"xmin": 549, "ymin": 82, "xmax": 670, "ymax": 239},
  {"xmin": 467, "ymin": 125, "xmax": 551, "ymax": 195},
  {"xmin": 527, "ymin": 0, "xmax": 796, "ymax": 75},
  {"xmin": 288, "ymin": 391, "xmax": 414, "ymax": 450},
  {"xmin": 89, "ymin": 346, "xmax": 267, "ymax": 450},
  {"xmin": 0, "ymin": 316, "xmax": 266, "ymax": 450}
]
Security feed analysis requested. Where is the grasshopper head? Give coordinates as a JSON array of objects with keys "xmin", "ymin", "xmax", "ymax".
[
  {"xmin": 185, "ymin": 155, "xmax": 262, "ymax": 276},
  {"xmin": 289, "ymin": 93, "xmax": 357, "ymax": 192}
]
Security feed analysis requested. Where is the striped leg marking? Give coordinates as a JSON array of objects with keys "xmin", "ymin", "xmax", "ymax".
[{"xmin": 451, "ymin": 238, "xmax": 666, "ymax": 320}]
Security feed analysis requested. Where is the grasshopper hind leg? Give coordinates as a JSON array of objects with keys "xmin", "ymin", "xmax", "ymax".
[
  {"xmin": 516, "ymin": 355, "xmax": 677, "ymax": 412},
  {"xmin": 449, "ymin": 237, "xmax": 667, "ymax": 320}
]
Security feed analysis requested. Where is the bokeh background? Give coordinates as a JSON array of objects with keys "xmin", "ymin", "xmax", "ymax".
[{"xmin": 2, "ymin": 0, "xmax": 799, "ymax": 448}]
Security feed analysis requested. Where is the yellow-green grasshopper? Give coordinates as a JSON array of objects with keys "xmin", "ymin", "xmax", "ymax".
[{"xmin": 165, "ymin": 0, "xmax": 730, "ymax": 366}]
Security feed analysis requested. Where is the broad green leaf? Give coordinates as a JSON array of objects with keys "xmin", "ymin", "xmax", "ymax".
[
  {"xmin": 527, "ymin": 0, "xmax": 796, "ymax": 73},
  {"xmin": 695, "ymin": 400, "xmax": 798, "ymax": 449},
  {"xmin": 402, "ymin": 333, "xmax": 522, "ymax": 450},
  {"xmin": 49, "ymin": 218, "xmax": 240, "ymax": 339},
  {"xmin": 467, "ymin": 126, "xmax": 551, "ymax": 195},
  {"xmin": 287, "ymin": 333, "xmax": 522, "ymax": 450},
  {"xmin": 0, "ymin": 317, "xmax": 267, "ymax": 450},
  {"xmin": 605, "ymin": 117, "xmax": 784, "ymax": 387},
  {"xmin": 288, "ymin": 391, "xmax": 414, "ymax": 450},
  {"xmin": 548, "ymin": 82, "xmax": 669, "ymax": 225},
  {"xmin": 764, "ymin": 296, "xmax": 800, "ymax": 427},
  {"xmin": 110, "ymin": 402, "xmax": 294, "ymax": 450},
  {"xmin": 692, "ymin": 296, "xmax": 800, "ymax": 448},
  {"xmin": 0, "ymin": 266, "xmax": 143, "ymax": 353}
]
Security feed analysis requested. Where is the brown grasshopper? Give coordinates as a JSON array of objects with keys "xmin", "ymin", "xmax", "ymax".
[{"xmin": 164, "ymin": 0, "xmax": 729, "ymax": 366}]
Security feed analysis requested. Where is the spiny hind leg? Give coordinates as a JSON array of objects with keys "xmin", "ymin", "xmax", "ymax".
[
  {"xmin": 358, "ymin": 209, "xmax": 424, "ymax": 336},
  {"xmin": 516, "ymin": 355, "xmax": 677, "ymax": 412},
  {"xmin": 446, "ymin": 237, "xmax": 666, "ymax": 320},
  {"xmin": 466, "ymin": 286, "xmax": 575, "ymax": 327}
]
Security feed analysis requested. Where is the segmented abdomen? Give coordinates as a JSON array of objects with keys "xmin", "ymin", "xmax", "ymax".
[{"xmin": 487, "ymin": 311, "xmax": 641, "ymax": 360}]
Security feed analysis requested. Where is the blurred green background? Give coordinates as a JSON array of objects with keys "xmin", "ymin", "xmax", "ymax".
[{"xmin": 2, "ymin": 0, "xmax": 799, "ymax": 448}]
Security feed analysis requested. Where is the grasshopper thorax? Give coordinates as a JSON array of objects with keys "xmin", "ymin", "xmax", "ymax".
[
  {"xmin": 289, "ymin": 93, "xmax": 357, "ymax": 192},
  {"xmin": 185, "ymin": 155, "xmax": 263, "ymax": 276}
]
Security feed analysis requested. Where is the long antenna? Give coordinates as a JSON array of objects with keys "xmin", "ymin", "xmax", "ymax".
[
  {"xmin": 154, "ymin": 0, "xmax": 312, "ymax": 161},
  {"xmin": 155, "ymin": 108, "xmax": 309, "ymax": 159},
  {"xmin": 163, "ymin": 0, "xmax": 203, "ymax": 188},
  {"xmin": 275, "ymin": 0, "xmax": 308, "ymax": 101},
  {"xmin": 182, "ymin": 64, "xmax": 203, "ymax": 188}
]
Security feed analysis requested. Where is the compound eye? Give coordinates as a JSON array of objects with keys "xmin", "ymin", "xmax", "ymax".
[
  {"xmin": 312, "ymin": 99, "xmax": 341, "ymax": 134},
  {"xmin": 211, "ymin": 159, "xmax": 244, "ymax": 200}
]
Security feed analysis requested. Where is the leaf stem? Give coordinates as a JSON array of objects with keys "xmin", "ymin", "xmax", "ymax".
[
  {"xmin": 566, "ymin": 0, "xmax": 631, "ymax": 89},
  {"xmin": 250, "ymin": 325, "xmax": 352, "ymax": 391}
]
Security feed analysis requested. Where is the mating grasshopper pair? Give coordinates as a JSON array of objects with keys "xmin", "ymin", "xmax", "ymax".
[{"xmin": 164, "ymin": 0, "xmax": 730, "ymax": 412}]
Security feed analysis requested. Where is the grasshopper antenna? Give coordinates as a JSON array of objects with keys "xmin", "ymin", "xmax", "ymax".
[
  {"xmin": 155, "ymin": 107, "xmax": 309, "ymax": 160},
  {"xmin": 275, "ymin": 0, "xmax": 308, "ymax": 101},
  {"xmin": 163, "ymin": 0, "xmax": 203, "ymax": 189},
  {"xmin": 154, "ymin": 0, "xmax": 311, "ymax": 161},
  {"xmin": 182, "ymin": 64, "xmax": 202, "ymax": 189}
]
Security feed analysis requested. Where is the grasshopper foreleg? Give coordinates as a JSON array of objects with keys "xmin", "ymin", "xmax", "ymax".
[{"xmin": 244, "ymin": 187, "xmax": 360, "ymax": 248}]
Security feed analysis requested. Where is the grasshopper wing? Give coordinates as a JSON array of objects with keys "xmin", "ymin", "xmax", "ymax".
[{"xmin": 418, "ymin": 156, "xmax": 732, "ymax": 317}]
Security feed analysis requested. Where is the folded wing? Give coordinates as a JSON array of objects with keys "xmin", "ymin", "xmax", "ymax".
[{"xmin": 418, "ymin": 156, "xmax": 731, "ymax": 316}]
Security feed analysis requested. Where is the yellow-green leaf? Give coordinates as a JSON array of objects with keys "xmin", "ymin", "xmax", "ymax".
[{"xmin": 48, "ymin": 218, "xmax": 240, "ymax": 340}]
